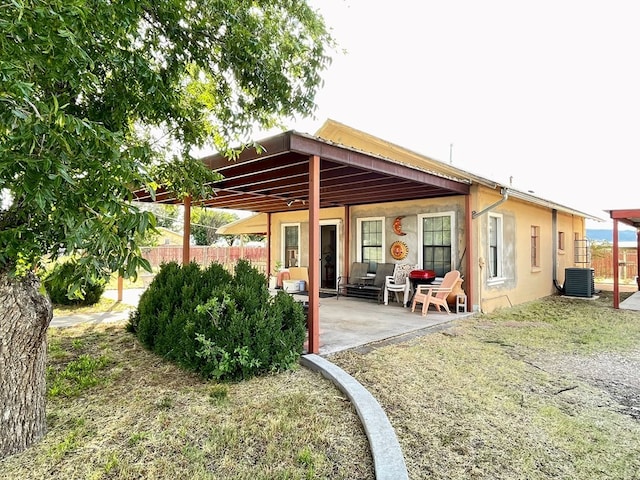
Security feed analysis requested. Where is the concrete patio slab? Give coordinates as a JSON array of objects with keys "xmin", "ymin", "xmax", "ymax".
[{"xmin": 292, "ymin": 293, "xmax": 474, "ymax": 355}]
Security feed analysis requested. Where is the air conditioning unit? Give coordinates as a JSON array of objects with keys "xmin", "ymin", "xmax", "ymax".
[{"xmin": 564, "ymin": 268, "xmax": 595, "ymax": 297}]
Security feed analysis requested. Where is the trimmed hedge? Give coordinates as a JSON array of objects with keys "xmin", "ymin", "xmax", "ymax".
[
  {"xmin": 43, "ymin": 261, "xmax": 106, "ymax": 306},
  {"xmin": 128, "ymin": 260, "xmax": 306, "ymax": 381}
]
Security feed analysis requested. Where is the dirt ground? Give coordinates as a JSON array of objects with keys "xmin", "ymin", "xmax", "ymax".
[{"xmin": 533, "ymin": 349, "xmax": 640, "ymax": 421}]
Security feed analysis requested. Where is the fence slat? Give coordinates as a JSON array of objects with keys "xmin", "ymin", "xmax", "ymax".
[
  {"xmin": 591, "ymin": 249, "xmax": 637, "ymax": 280},
  {"xmin": 141, "ymin": 246, "xmax": 268, "ymax": 274}
]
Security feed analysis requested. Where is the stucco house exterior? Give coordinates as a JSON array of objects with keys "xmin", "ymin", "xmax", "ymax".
[{"xmin": 217, "ymin": 119, "xmax": 598, "ymax": 313}]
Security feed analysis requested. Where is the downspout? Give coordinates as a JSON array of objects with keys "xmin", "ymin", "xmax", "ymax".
[
  {"xmin": 471, "ymin": 187, "xmax": 508, "ymax": 313},
  {"xmin": 471, "ymin": 188, "xmax": 509, "ymax": 219},
  {"xmin": 552, "ymin": 209, "xmax": 564, "ymax": 294}
]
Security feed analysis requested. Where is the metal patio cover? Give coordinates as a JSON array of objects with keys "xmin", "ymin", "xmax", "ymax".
[{"xmin": 132, "ymin": 131, "xmax": 470, "ymax": 210}]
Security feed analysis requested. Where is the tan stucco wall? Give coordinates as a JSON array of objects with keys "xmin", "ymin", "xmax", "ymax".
[
  {"xmin": 268, "ymin": 207, "xmax": 345, "ymax": 270},
  {"xmin": 474, "ymin": 185, "xmax": 586, "ymax": 312}
]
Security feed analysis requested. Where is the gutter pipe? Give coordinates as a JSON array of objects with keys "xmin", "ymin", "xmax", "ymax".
[
  {"xmin": 471, "ymin": 187, "xmax": 509, "ymax": 313},
  {"xmin": 552, "ymin": 209, "xmax": 564, "ymax": 294},
  {"xmin": 472, "ymin": 188, "xmax": 509, "ymax": 219}
]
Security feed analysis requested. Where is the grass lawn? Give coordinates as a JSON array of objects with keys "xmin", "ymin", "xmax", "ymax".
[
  {"xmin": 330, "ymin": 291, "xmax": 640, "ymax": 479},
  {"xmin": 52, "ymin": 296, "xmax": 132, "ymax": 317},
  {"xmin": 2, "ymin": 291, "xmax": 640, "ymax": 479},
  {"xmin": 1, "ymin": 324, "xmax": 373, "ymax": 479}
]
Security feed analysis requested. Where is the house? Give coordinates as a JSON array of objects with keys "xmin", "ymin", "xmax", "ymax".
[
  {"xmin": 217, "ymin": 119, "xmax": 599, "ymax": 307},
  {"xmin": 155, "ymin": 227, "xmax": 185, "ymax": 245},
  {"xmin": 133, "ymin": 119, "xmax": 601, "ymax": 353}
]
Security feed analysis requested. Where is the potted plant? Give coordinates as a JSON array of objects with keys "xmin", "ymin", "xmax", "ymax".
[{"xmin": 268, "ymin": 260, "xmax": 283, "ymax": 290}]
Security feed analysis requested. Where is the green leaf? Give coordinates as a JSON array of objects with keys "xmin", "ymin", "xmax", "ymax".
[{"xmin": 0, "ymin": 0, "xmax": 334, "ymax": 278}]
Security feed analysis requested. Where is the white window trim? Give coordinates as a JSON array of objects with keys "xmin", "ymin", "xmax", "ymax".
[
  {"xmin": 281, "ymin": 223, "xmax": 301, "ymax": 267},
  {"xmin": 356, "ymin": 217, "xmax": 385, "ymax": 263},
  {"xmin": 487, "ymin": 212, "xmax": 506, "ymax": 286},
  {"xmin": 417, "ymin": 211, "xmax": 456, "ymax": 273}
]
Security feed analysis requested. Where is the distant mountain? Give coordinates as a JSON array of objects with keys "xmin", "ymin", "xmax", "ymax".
[{"xmin": 587, "ymin": 229, "xmax": 637, "ymax": 242}]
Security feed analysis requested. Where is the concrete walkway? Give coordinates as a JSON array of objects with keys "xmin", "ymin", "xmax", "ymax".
[
  {"xmin": 50, "ymin": 289, "xmax": 144, "ymax": 328},
  {"xmin": 620, "ymin": 290, "xmax": 640, "ymax": 311}
]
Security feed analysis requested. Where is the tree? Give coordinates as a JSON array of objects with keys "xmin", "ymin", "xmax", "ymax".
[
  {"xmin": 0, "ymin": 0, "xmax": 333, "ymax": 458},
  {"xmin": 140, "ymin": 204, "xmax": 180, "ymax": 230},
  {"xmin": 191, "ymin": 208, "xmax": 238, "ymax": 245}
]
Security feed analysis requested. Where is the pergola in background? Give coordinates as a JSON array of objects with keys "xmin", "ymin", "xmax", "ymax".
[
  {"xmin": 132, "ymin": 130, "xmax": 471, "ymax": 354},
  {"xmin": 608, "ymin": 209, "xmax": 640, "ymax": 308}
]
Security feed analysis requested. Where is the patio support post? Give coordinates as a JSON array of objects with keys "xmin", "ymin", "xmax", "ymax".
[
  {"xmin": 344, "ymin": 205, "xmax": 350, "ymax": 281},
  {"xmin": 117, "ymin": 275, "xmax": 123, "ymax": 302},
  {"xmin": 637, "ymin": 229, "xmax": 640, "ymax": 290},
  {"xmin": 465, "ymin": 194, "xmax": 474, "ymax": 310},
  {"xmin": 613, "ymin": 219, "xmax": 620, "ymax": 309},
  {"xmin": 308, "ymin": 155, "xmax": 320, "ymax": 354},
  {"xmin": 183, "ymin": 195, "xmax": 191, "ymax": 265},
  {"xmin": 266, "ymin": 213, "xmax": 272, "ymax": 277}
]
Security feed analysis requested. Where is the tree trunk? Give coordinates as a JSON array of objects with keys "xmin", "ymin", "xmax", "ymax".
[{"xmin": 0, "ymin": 271, "xmax": 52, "ymax": 459}]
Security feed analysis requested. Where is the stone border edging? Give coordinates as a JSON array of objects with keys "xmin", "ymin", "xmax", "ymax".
[{"xmin": 300, "ymin": 354, "xmax": 408, "ymax": 480}]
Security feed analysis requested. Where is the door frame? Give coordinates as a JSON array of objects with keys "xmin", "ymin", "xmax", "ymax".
[{"xmin": 320, "ymin": 220, "xmax": 341, "ymax": 289}]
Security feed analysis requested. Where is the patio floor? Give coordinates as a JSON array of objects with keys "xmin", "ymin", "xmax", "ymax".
[{"xmin": 292, "ymin": 293, "xmax": 475, "ymax": 355}]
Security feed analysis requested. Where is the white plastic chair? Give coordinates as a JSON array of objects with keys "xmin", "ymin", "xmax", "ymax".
[{"xmin": 383, "ymin": 264, "xmax": 417, "ymax": 307}]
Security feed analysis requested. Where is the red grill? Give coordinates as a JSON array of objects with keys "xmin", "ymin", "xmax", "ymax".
[{"xmin": 409, "ymin": 269, "xmax": 437, "ymax": 283}]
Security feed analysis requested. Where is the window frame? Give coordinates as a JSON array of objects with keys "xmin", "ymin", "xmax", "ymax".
[
  {"xmin": 558, "ymin": 231, "xmax": 565, "ymax": 254},
  {"xmin": 531, "ymin": 225, "xmax": 541, "ymax": 270},
  {"xmin": 281, "ymin": 223, "xmax": 301, "ymax": 268},
  {"xmin": 417, "ymin": 211, "xmax": 456, "ymax": 277},
  {"xmin": 356, "ymin": 217, "xmax": 385, "ymax": 271},
  {"xmin": 487, "ymin": 212, "xmax": 505, "ymax": 284}
]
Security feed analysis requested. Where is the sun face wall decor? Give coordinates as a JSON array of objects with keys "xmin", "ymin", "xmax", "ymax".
[{"xmin": 390, "ymin": 241, "xmax": 409, "ymax": 260}]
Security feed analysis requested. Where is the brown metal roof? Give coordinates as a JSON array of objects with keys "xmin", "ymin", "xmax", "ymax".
[
  {"xmin": 133, "ymin": 131, "xmax": 470, "ymax": 212},
  {"xmin": 608, "ymin": 209, "xmax": 640, "ymax": 229}
]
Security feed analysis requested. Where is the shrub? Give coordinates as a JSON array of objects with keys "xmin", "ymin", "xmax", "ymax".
[
  {"xmin": 128, "ymin": 260, "xmax": 306, "ymax": 381},
  {"xmin": 43, "ymin": 261, "xmax": 106, "ymax": 306}
]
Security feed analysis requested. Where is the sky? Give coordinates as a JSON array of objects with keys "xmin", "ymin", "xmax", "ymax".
[{"xmin": 259, "ymin": 0, "xmax": 639, "ymax": 230}]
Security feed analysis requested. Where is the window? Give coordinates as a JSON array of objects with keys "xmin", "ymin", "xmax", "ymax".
[
  {"xmin": 357, "ymin": 217, "xmax": 384, "ymax": 271},
  {"xmin": 418, "ymin": 212, "xmax": 454, "ymax": 277},
  {"xmin": 282, "ymin": 224, "xmax": 299, "ymax": 268},
  {"xmin": 488, "ymin": 213, "xmax": 503, "ymax": 279},
  {"xmin": 531, "ymin": 225, "xmax": 540, "ymax": 268},
  {"xmin": 558, "ymin": 231, "xmax": 565, "ymax": 251}
]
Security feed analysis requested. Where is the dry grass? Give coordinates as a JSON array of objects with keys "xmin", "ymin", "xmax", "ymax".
[
  {"xmin": 0, "ymin": 324, "xmax": 373, "ymax": 479},
  {"xmin": 3, "ymin": 292, "xmax": 640, "ymax": 479},
  {"xmin": 52, "ymin": 296, "xmax": 132, "ymax": 317},
  {"xmin": 330, "ymin": 291, "xmax": 640, "ymax": 479}
]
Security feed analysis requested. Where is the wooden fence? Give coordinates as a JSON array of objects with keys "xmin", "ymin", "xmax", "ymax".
[
  {"xmin": 591, "ymin": 247, "xmax": 638, "ymax": 281},
  {"xmin": 141, "ymin": 245, "xmax": 268, "ymax": 274}
]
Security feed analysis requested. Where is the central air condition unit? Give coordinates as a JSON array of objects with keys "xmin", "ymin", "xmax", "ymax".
[{"xmin": 564, "ymin": 267, "xmax": 595, "ymax": 297}]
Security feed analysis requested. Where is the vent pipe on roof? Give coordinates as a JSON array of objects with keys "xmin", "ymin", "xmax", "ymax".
[{"xmin": 472, "ymin": 188, "xmax": 509, "ymax": 219}]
